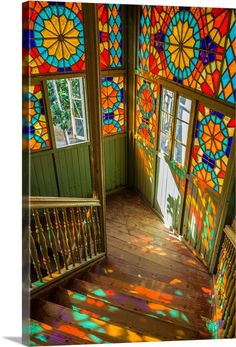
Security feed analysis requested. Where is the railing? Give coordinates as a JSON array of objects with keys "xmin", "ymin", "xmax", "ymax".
[
  {"xmin": 26, "ymin": 196, "xmax": 105, "ymax": 292},
  {"xmin": 213, "ymin": 225, "xmax": 236, "ymax": 338}
]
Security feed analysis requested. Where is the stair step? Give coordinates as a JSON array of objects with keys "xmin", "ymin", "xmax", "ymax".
[
  {"xmin": 92, "ymin": 260, "xmax": 212, "ymax": 302},
  {"xmin": 95, "ymin": 256, "xmax": 212, "ymax": 301},
  {"xmin": 31, "ymin": 299, "xmax": 119, "ymax": 344},
  {"xmin": 37, "ymin": 297, "xmax": 159, "ymax": 343},
  {"xmin": 62, "ymin": 278, "xmax": 210, "ymax": 338},
  {"xmin": 29, "ymin": 319, "xmax": 89, "ymax": 345},
  {"xmin": 82, "ymin": 272, "xmax": 211, "ymax": 318},
  {"xmin": 45, "ymin": 286, "xmax": 202, "ymax": 341}
]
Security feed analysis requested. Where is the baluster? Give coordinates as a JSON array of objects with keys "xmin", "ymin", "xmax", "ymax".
[
  {"xmin": 90, "ymin": 207, "xmax": 98, "ymax": 256},
  {"xmin": 77, "ymin": 207, "xmax": 88, "ymax": 261},
  {"xmin": 54, "ymin": 208, "xmax": 68, "ymax": 270},
  {"xmin": 44, "ymin": 209, "xmax": 61, "ymax": 274},
  {"xmin": 228, "ymin": 315, "xmax": 235, "ymax": 338},
  {"xmin": 70, "ymin": 207, "xmax": 82, "ymax": 263},
  {"xmin": 86, "ymin": 207, "xmax": 95, "ymax": 256},
  {"xmin": 223, "ymin": 286, "xmax": 235, "ymax": 337},
  {"xmin": 83, "ymin": 207, "xmax": 92, "ymax": 258},
  {"xmin": 32, "ymin": 209, "xmax": 52, "ymax": 277},
  {"xmin": 95, "ymin": 207, "xmax": 102, "ymax": 252},
  {"xmin": 62, "ymin": 208, "xmax": 75, "ymax": 267},
  {"xmin": 30, "ymin": 231, "xmax": 43, "ymax": 282}
]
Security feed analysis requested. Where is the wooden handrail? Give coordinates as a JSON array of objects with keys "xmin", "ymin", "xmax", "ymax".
[
  {"xmin": 213, "ymin": 225, "xmax": 236, "ymax": 338},
  {"xmin": 23, "ymin": 196, "xmax": 101, "ymax": 209},
  {"xmin": 28, "ymin": 195, "xmax": 104, "ymax": 293}
]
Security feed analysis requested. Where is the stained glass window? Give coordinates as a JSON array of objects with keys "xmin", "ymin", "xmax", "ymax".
[
  {"xmin": 23, "ymin": 84, "xmax": 51, "ymax": 151},
  {"xmin": 136, "ymin": 76, "xmax": 158, "ymax": 148},
  {"xmin": 191, "ymin": 104, "xmax": 235, "ymax": 194},
  {"xmin": 98, "ymin": 4, "xmax": 123, "ymax": 69},
  {"xmin": 101, "ymin": 76, "xmax": 125, "ymax": 136},
  {"xmin": 138, "ymin": 6, "xmax": 234, "ymax": 103},
  {"xmin": 218, "ymin": 11, "xmax": 236, "ymax": 104},
  {"xmin": 139, "ymin": 6, "xmax": 151, "ymax": 72},
  {"xmin": 23, "ymin": 2, "xmax": 85, "ymax": 75}
]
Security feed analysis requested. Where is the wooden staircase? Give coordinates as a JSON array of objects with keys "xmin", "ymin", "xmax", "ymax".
[
  {"xmin": 29, "ymin": 258, "xmax": 212, "ymax": 345},
  {"xmin": 28, "ymin": 190, "xmax": 214, "ymax": 344}
]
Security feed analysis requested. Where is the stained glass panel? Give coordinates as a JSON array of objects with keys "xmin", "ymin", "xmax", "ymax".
[
  {"xmin": 138, "ymin": 6, "xmax": 234, "ymax": 102},
  {"xmin": 23, "ymin": 1, "xmax": 85, "ymax": 75},
  {"xmin": 23, "ymin": 84, "xmax": 51, "ymax": 151},
  {"xmin": 136, "ymin": 76, "xmax": 158, "ymax": 148},
  {"xmin": 139, "ymin": 6, "xmax": 151, "ymax": 72},
  {"xmin": 191, "ymin": 104, "xmax": 235, "ymax": 194},
  {"xmin": 218, "ymin": 11, "xmax": 236, "ymax": 104},
  {"xmin": 98, "ymin": 4, "xmax": 123, "ymax": 69},
  {"xmin": 101, "ymin": 76, "xmax": 125, "ymax": 135}
]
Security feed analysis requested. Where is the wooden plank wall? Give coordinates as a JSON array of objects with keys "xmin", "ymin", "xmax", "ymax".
[
  {"xmin": 30, "ymin": 135, "xmax": 127, "ymax": 197},
  {"xmin": 104, "ymin": 134, "xmax": 127, "ymax": 193},
  {"xmin": 31, "ymin": 154, "xmax": 58, "ymax": 197},
  {"xmin": 134, "ymin": 140, "xmax": 155, "ymax": 204},
  {"xmin": 182, "ymin": 179, "xmax": 219, "ymax": 266},
  {"xmin": 31, "ymin": 144, "xmax": 92, "ymax": 198},
  {"xmin": 54, "ymin": 145, "xmax": 92, "ymax": 197}
]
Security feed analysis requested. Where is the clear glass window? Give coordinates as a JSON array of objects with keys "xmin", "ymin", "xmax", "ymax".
[
  {"xmin": 159, "ymin": 88, "xmax": 174, "ymax": 155},
  {"xmin": 173, "ymin": 96, "xmax": 192, "ymax": 167},
  {"xmin": 159, "ymin": 133, "xmax": 170, "ymax": 155},
  {"xmin": 47, "ymin": 77, "xmax": 88, "ymax": 148}
]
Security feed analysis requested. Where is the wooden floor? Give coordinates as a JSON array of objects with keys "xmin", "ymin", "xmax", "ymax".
[{"xmin": 30, "ymin": 189, "xmax": 213, "ymax": 345}]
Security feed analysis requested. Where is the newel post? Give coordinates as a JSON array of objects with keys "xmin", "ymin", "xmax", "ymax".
[{"xmin": 82, "ymin": 3, "xmax": 107, "ymax": 253}]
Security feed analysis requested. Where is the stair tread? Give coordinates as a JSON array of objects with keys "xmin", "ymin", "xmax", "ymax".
[
  {"xmin": 82, "ymin": 271, "xmax": 212, "ymax": 318},
  {"xmin": 62, "ymin": 277, "xmax": 210, "ymax": 337},
  {"xmin": 92, "ymin": 260, "xmax": 212, "ymax": 302},
  {"xmin": 45, "ymin": 286, "xmax": 204, "ymax": 341},
  {"xmin": 36, "ymin": 297, "xmax": 159, "ymax": 343},
  {"xmin": 29, "ymin": 318, "xmax": 90, "ymax": 345},
  {"xmin": 31, "ymin": 299, "xmax": 122, "ymax": 344},
  {"xmin": 97, "ymin": 255, "xmax": 212, "ymax": 300}
]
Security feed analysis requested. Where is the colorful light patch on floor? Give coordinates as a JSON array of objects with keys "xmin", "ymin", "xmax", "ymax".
[
  {"xmin": 63, "ymin": 290, "xmax": 159, "ymax": 342},
  {"xmin": 68, "ymin": 283, "xmax": 195, "ymax": 329}
]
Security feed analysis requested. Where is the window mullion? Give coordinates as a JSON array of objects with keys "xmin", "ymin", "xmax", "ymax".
[
  {"xmin": 170, "ymin": 90, "xmax": 179, "ymax": 160},
  {"xmin": 42, "ymin": 79, "xmax": 57, "ymax": 150}
]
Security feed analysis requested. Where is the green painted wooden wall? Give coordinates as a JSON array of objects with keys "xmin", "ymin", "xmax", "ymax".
[
  {"xmin": 104, "ymin": 134, "xmax": 127, "ymax": 193},
  {"xmin": 134, "ymin": 140, "xmax": 155, "ymax": 204},
  {"xmin": 31, "ymin": 144, "xmax": 92, "ymax": 198},
  {"xmin": 31, "ymin": 134, "xmax": 127, "ymax": 197}
]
